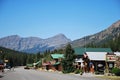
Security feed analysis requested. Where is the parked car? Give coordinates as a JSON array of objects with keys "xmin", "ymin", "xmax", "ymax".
[{"xmin": 24, "ymin": 66, "xmax": 30, "ymax": 69}]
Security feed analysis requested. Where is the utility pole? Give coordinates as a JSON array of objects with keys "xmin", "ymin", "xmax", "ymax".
[{"xmin": 84, "ymin": 36, "xmax": 86, "ymax": 52}]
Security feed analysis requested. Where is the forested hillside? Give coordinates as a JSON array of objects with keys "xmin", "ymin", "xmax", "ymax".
[
  {"xmin": 0, "ymin": 47, "xmax": 42, "ymax": 66},
  {"xmin": 86, "ymin": 35, "xmax": 120, "ymax": 52},
  {"xmin": 0, "ymin": 46, "xmax": 66, "ymax": 67}
]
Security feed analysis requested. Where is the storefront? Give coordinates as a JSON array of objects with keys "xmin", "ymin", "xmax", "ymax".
[
  {"xmin": 86, "ymin": 52, "xmax": 116, "ymax": 73},
  {"xmin": 74, "ymin": 48, "xmax": 114, "ymax": 73}
]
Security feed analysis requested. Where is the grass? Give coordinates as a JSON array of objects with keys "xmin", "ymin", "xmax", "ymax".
[{"xmin": 97, "ymin": 76, "xmax": 120, "ymax": 80}]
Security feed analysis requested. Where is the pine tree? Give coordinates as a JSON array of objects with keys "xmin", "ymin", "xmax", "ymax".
[{"xmin": 62, "ymin": 44, "xmax": 75, "ymax": 73}]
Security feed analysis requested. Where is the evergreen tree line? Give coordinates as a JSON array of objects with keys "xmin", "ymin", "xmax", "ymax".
[
  {"xmin": 0, "ymin": 47, "xmax": 42, "ymax": 67},
  {"xmin": 86, "ymin": 35, "xmax": 120, "ymax": 52},
  {"xmin": 0, "ymin": 47, "xmax": 66, "ymax": 67}
]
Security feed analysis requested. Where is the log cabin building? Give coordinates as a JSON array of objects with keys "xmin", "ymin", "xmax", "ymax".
[{"xmin": 74, "ymin": 48, "xmax": 115, "ymax": 73}]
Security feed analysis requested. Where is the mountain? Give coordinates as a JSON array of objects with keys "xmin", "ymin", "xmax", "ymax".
[
  {"xmin": 71, "ymin": 20, "xmax": 120, "ymax": 47},
  {"xmin": 0, "ymin": 34, "xmax": 71, "ymax": 53},
  {"xmin": 1, "ymin": 20, "xmax": 119, "ymax": 53}
]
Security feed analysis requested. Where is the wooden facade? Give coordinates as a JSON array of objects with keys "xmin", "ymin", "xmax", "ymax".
[{"xmin": 42, "ymin": 54, "xmax": 63, "ymax": 71}]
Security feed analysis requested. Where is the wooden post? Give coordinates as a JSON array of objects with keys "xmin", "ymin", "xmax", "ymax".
[{"xmin": 105, "ymin": 61, "xmax": 109, "ymax": 73}]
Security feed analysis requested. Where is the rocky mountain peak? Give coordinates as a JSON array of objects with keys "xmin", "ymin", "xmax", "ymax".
[
  {"xmin": 110, "ymin": 20, "xmax": 120, "ymax": 29},
  {"xmin": 47, "ymin": 33, "xmax": 69, "ymax": 40},
  {"xmin": 54, "ymin": 33, "xmax": 66, "ymax": 37},
  {"xmin": 45, "ymin": 33, "xmax": 71, "ymax": 47},
  {"xmin": 0, "ymin": 34, "xmax": 71, "ymax": 53}
]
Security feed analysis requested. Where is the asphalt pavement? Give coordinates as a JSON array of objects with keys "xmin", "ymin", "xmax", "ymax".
[{"xmin": 0, "ymin": 67, "xmax": 107, "ymax": 80}]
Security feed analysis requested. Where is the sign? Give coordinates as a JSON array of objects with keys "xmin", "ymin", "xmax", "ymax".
[
  {"xmin": 106, "ymin": 54, "xmax": 116, "ymax": 62},
  {"xmin": 109, "ymin": 63, "xmax": 113, "ymax": 68},
  {"xmin": 4, "ymin": 60, "xmax": 8, "ymax": 62}
]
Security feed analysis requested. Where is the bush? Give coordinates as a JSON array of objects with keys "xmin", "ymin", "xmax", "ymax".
[
  {"xmin": 74, "ymin": 69, "xmax": 83, "ymax": 74},
  {"xmin": 62, "ymin": 66, "xmax": 75, "ymax": 73},
  {"xmin": 111, "ymin": 67, "xmax": 120, "ymax": 76}
]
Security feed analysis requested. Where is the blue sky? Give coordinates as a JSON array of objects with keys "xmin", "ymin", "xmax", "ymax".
[{"xmin": 0, "ymin": 0, "xmax": 120, "ymax": 40}]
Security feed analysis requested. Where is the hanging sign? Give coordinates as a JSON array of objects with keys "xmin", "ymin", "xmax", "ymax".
[{"xmin": 4, "ymin": 60, "xmax": 8, "ymax": 62}]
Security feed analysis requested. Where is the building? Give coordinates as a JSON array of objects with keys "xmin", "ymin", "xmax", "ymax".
[
  {"xmin": 51, "ymin": 54, "xmax": 64, "ymax": 71},
  {"xmin": 41, "ymin": 48, "xmax": 118, "ymax": 73},
  {"xmin": 74, "ymin": 48, "xmax": 114, "ymax": 73},
  {"xmin": 42, "ymin": 53, "xmax": 64, "ymax": 71}
]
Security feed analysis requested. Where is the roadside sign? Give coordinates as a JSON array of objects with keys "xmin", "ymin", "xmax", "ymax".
[
  {"xmin": 4, "ymin": 60, "xmax": 8, "ymax": 62},
  {"xmin": 106, "ymin": 54, "xmax": 116, "ymax": 62}
]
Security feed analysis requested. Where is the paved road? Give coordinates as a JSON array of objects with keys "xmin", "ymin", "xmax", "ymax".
[{"xmin": 0, "ymin": 67, "xmax": 106, "ymax": 80}]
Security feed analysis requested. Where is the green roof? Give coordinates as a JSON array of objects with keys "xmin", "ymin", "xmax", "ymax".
[
  {"xmin": 51, "ymin": 54, "xmax": 64, "ymax": 59},
  {"xmin": 74, "ymin": 48, "xmax": 112, "ymax": 55},
  {"xmin": 35, "ymin": 60, "xmax": 41, "ymax": 65},
  {"xmin": 53, "ymin": 62, "xmax": 60, "ymax": 66}
]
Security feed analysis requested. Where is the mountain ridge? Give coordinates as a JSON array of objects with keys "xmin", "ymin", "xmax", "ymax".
[
  {"xmin": 0, "ymin": 34, "xmax": 71, "ymax": 53},
  {"xmin": 0, "ymin": 20, "xmax": 120, "ymax": 53},
  {"xmin": 71, "ymin": 20, "xmax": 120, "ymax": 47}
]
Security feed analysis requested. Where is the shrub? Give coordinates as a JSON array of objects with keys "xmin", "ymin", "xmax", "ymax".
[
  {"xmin": 74, "ymin": 69, "xmax": 83, "ymax": 74},
  {"xmin": 111, "ymin": 67, "xmax": 120, "ymax": 76}
]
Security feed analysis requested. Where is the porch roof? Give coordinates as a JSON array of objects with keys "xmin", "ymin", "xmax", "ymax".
[{"xmin": 86, "ymin": 52, "xmax": 107, "ymax": 61}]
